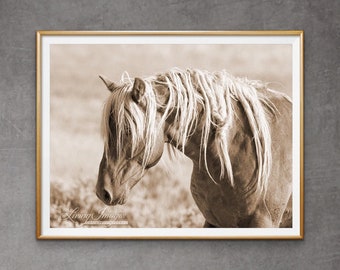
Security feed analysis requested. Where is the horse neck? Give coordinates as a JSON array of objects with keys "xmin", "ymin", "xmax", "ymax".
[
  {"xmin": 154, "ymin": 74, "xmax": 230, "ymax": 171},
  {"xmin": 163, "ymin": 94, "xmax": 257, "ymax": 178},
  {"xmin": 163, "ymin": 104, "xmax": 217, "ymax": 167}
]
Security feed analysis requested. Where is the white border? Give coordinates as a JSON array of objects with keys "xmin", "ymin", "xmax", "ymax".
[{"xmin": 40, "ymin": 34, "xmax": 301, "ymax": 238}]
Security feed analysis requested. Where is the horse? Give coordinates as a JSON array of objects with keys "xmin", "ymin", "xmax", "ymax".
[{"xmin": 96, "ymin": 68, "xmax": 292, "ymax": 228}]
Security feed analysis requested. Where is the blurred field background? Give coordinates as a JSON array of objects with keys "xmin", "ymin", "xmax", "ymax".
[{"xmin": 50, "ymin": 44, "xmax": 291, "ymax": 228}]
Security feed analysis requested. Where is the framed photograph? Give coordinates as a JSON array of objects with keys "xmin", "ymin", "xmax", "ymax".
[{"xmin": 36, "ymin": 31, "xmax": 303, "ymax": 239}]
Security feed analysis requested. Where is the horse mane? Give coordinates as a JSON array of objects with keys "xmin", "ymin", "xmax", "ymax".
[{"xmin": 101, "ymin": 68, "xmax": 276, "ymax": 195}]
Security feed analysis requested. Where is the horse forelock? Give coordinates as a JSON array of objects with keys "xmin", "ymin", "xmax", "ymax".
[
  {"xmin": 101, "ymin": 75, "xmax": 160, "ymax": 170},
  {"xmin": 101, "ymin": 68, "xmax": 274, "ymax": 195}
]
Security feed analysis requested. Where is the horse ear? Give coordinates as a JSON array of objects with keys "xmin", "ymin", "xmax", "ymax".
[
  {"xmin": 99, "ymin": 75, "xmax": 116, "ymax": 92},
  {"xmin": 131, "ymin": 78, "xmax": 145, "ymax": 104}
]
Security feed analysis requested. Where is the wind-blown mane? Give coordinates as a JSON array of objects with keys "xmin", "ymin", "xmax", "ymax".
[{"xmin": 102, "ymin": 68, "xmax": 276, "ymax": 195}]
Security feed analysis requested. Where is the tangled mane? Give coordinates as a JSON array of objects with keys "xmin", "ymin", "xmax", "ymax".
[{"xmin": 102, "ymin": 68, "xmax": 276, "ymax": 195}]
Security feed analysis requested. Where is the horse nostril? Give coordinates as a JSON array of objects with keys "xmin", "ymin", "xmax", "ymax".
[{"xmin": 103, "ymin": 189, "xmax": 111, "ymax": 203}]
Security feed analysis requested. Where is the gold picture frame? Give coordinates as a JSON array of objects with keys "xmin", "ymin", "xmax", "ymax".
[{"xmin": 36, "ymin": 31, "xmax": 304, "ymax": 239}]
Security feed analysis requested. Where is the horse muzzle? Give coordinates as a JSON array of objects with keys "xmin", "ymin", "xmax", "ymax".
[{"xmin": 96, "ymin": 188, "xmax": 127, "ymax": 206}]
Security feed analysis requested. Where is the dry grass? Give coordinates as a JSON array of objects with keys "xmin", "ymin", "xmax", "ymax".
[{"xmin": 50, "ymin": 44, "xmax": 291, "ymax": 228}]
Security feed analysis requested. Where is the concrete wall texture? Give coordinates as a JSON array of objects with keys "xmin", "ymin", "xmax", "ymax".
[{"xmin": 0, "ymin": 0, "xmax": 338, "ymax": 269}]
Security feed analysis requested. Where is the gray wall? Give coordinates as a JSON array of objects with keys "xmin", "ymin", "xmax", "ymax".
[{"xmin": 0, "ymin": 0, "xmax": 338, "ymax": 269}]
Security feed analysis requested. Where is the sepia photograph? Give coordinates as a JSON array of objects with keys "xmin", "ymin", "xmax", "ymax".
[{"xmin": 36, "ymin": 31, "xmax": 303, "ymax": 239}]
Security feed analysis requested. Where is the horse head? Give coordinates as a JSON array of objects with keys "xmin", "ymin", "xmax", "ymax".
[{"xmin": 96, "ymin": 75, "xmax": 166, "ymax": 205}]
